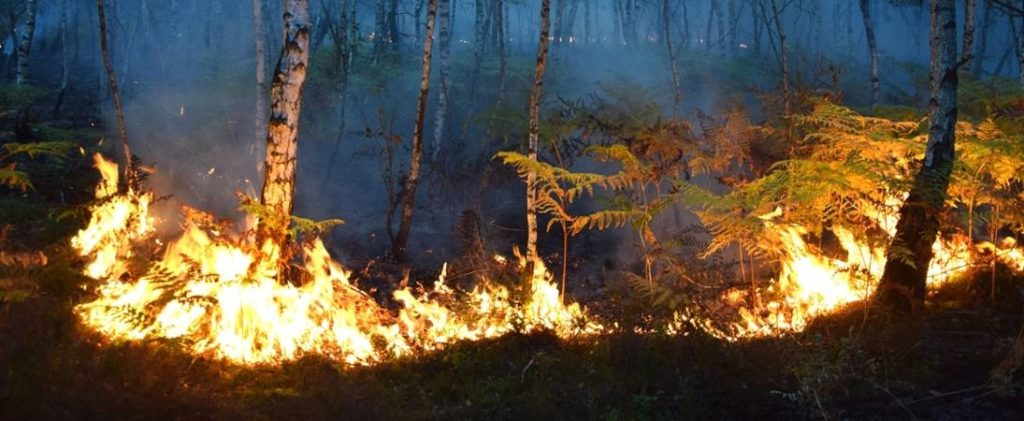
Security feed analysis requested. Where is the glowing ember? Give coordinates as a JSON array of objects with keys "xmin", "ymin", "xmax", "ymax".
[{"xmin": 73, "ymin": 155, "xmax": 601, "ymax": 365}]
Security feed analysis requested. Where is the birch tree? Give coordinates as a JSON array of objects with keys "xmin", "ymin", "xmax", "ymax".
[
  {"xmin": 1018, "ymin": 2, "xmax": 1024, "ymax": 88},
  {"xmin": 14, "ymin": 0, "xmax": 37, "ymax": 86},
  {"xmin": 526, "ymin": 0, "xmax": 553, "ymax": 262},
  {"xmin": 876, "ymin": 0, "xmax": 960, "ymax": 313},
  {"xmin": 258, "ymin": 0, "xmax": 311, "ymax": 248},
  {"xmin": 252, "ymin": 0, "xmax": 268, "ymax": 147},
  {"xmin": 393, "ymin": 0, "xmax": 438, "ymax": 262},
  {"xmin": 963, "ymin": 0, "xmax": 977, "ymax": 73},
  {"xmin": 433, "ymin": 0, "xmax": 452, "ymax": 160},
  {"xmin": 495, "ymin": 0, "xmax": 507, "ymax": 107},
  {"xmin": 97, "ymin": 0, "xmax": 133, "ymax": 191},
  {"xmin": 663, "ymin": 0, "xmax": 682, "ymax": 115},
  {"xmin": 470, "ymin": 0, "xmax": 487, "ymax": 96},
  {"xmin": 974, "ymin": 0, "xmax": 993, "ymax": 78},
  {"xmin": 859, "ymin": 0, "xmax": 881, "ymax": 106},
  {"xmin": 54, "ymin": 0, "xmax": 70, "ymax": 117}
]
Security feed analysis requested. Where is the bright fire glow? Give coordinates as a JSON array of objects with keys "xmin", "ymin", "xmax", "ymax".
[
  {"xmin": 72, "ymin": 155, "xmax": 1024, "ymax": 358},
  {"xmin": 73, "ymin": 155, "xmax": 601, "ymax": 365},
  {"xmin": 726, "ymin": 196, "xmax": 1022, "ymax": 339}
]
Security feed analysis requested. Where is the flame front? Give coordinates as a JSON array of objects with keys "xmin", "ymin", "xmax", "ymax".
[
  {"xmin": 727, "ymin": 195, "xmax": 1022, "ymax": 338},
  {"xmin": 73, "ymin": 155, "xmax": 601, "ymax": 365},
  {"xmin": 72, "ymin": 155, "xmax": 1022, "ymax": 359}
]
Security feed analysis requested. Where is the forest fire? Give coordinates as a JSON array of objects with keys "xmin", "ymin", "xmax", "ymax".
[
  {"xmin": 73, "ymin": 155, "xmax": 601, "ymax": 365},
  {"xmin": 71, "ymin": 155, "xmax": 1024, "ymax": 356},
  {"xmin": 728, "ymin": 201, "xmax": 1022, "ymax": 338}
]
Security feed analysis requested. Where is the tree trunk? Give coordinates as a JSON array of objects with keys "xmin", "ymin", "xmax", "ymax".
[
  {"xmin": 97, "ymin": 0, "xmax": 133, "ymax": 191},
  {"xmin": 433, "ymin": 0, "xmax": 452, "ymax": 160},
  {"xmin": 974, "ymin": 0, "xmax": 992, "ymax": 78},
  {"xmin": 769, "ymin": 0, "xmax": 790, "ymax": 119},
  {"xmin": 526, "ymin": 0, "xmax": 552, "ymax": 262},
  {"xmin": 876, "ymin": 0, "xmax": 959, "ymax": 314},
  {"xmin": 963, "ymin": 0, "xmax": 976, "ymax": 74},
  {"xmin": 714, "ymin": 0, "xmax": 726, "ymax": 54},
  {"xmin": 612, "ymin": 0, "xmax": 622, "ymax": 45},
  {"xmin": 566, "ymin": 0, "xmax": 581, "ymax": 44},
  {"xmin": 388, "ymin": 0, "xmax": 400, "ymax": 52},
  {"xmin": 555, "ymin": 0, "xmax": 566, "ymax": 45},
  {"xmin": 374, "ymin": 0, "xmax": 386, "ymax": 61},
  {"xmin": 54, "ymin": 0, "xmax": 70, "ymax": 118},
  {"xmin": 470, "ymin": 0, "xmax": 487, "ymax": 96},
  {"xmin": 727, "ymin": 0, "xmax": 738, "ymax": 53},
  {"xmin": 495, "ymin": 0, "xmax": 507, "ymax": 106},
  {"xmin": 1018, "ymin": 1, "xmax": 1024, "ymax": 89},
  {"xmin": 392, "ymin": 0, "xmax": 438, "ymax": 262},
  {"xmin": 860, "ymin": 0, "xmax": 880, "ymax": 107},
  {"xmin": 705, "ymin": 0, "xmax": 716, "ymax": 52},
  {"xmin": 258, "ymin": 0, "xmax": 311, "ymax": 249},
  {"xmin": 584, "ymin": 0, "xmax": 591, "ymax": 44},
  {"xmin": 252, "ymin": 0, "xmax": 268, "ymax": 149},
  {"xmin": 322, "ymin": 0, "xmax": 355, "ymax": 190},
  {"xmin": 751, "ymin": 0, "xmax": 761, "ymax": 54},
  {"xmin": 15, "ymin": 0, "xmax": 37, "ymax": 86},
  {"xmin": 664, "ymin": 0, "xmax": 682, "ymax": 115},
  {"xmin": 415, "ymin": 0, "xmax": 424, "ymax": 47},
  {"xmin": 623, "ymin": 0, "xmax": 632, "ymax": 44}
]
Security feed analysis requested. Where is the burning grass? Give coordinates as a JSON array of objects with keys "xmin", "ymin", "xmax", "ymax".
[
  {"xmin": 69, "ymin": 154, "xmax": 1024, "ymax": 364},
  {"xmin": 72, "ymin": 154, "xmax": 602, "ymax": 365}
]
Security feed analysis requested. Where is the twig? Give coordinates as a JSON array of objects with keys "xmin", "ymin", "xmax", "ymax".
[
  {"xmin": 867, "ymin": 379, "xmax": 917, "ymax": 420},
  {"xmin": 520, "ymin": 352, "xmax": 543, "ymax": 383},
  {"xmin": 903, "ymin": 384, "xmax": 993, "ymax": 405}
]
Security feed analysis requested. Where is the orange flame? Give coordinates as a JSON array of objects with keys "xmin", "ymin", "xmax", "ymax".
[
  {"xmin": 725, "ymin": 196, "xmax": 1021, "ymax": 339},
  {"xmin": 73, "ymin": 156, "xmax": 601, "ymax": 365}
]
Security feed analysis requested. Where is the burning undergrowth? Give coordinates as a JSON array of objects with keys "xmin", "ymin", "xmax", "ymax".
[
  {"xmin": 73, "ymin": 154, "xmax": 602, "ymax": 365},
  {"xmin": 71, "ymin": 154, "xmax": 1024, "ymax": 365}
]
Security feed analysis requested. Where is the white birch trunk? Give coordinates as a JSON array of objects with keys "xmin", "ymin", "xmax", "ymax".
[{"xmin": 15, "ymin": 0, "xmax": 38, "ymax": 86}]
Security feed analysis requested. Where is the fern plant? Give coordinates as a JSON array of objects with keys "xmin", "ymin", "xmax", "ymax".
[{"xmin": 0, "ymin": 141, "xmax": 77, "ymax": 190}]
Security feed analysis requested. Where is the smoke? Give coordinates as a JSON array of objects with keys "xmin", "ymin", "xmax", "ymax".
[{"xmin": 26, "ymin": 0, "xmax": 1017, "ymax": 265}]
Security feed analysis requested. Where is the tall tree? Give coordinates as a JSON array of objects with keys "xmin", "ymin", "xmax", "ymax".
[
  {"xmin": 663, "ymin": 0, "xmax": 682, "ymax": 115},
  {"xmin": 374, "ymin": 0, "xmax": 386, "ymax": 61},
  {"xmin": 433, "ymin": 0, "xmax": 452, "ymax": 160},
  {"xmin": 727, "ymin": 0, "xmax": 738, "ymax": 53},
  {"xmin": 258, "ymin": 0, "xmax": 311, "ymax": 248},
  {"xmin": 876, "ymin": 0, "xmax": 960, "ymax": 313},
  {"xmin": 554, "ymin": 0, "xmax": 566, "ymax": 45},
  {"xmin": 963, "ymin": 0, "xmax": 977, "ymax": 74},
  {"xmin": 15, "ymin": 0, "xmax": 38, "ymax": 86},
  {"xmin": 495, "ymin": 0, "xmax": 507, "ymax": 107},
  {"xmin": 755, "ymin": 0, "xmax": 790, "ymax": 122},
  {"xmin": 54, "ymin": 0, "xmax": 70, "ymax": 118},
  {"xmin": 525, "ymin": 0, "xmax": 553, "ymax": 263},
  {"xmin": 974, "ymin": 0, "xmax": 993, "ymax": 78},
  {"xmin": 470, "ymin": 0, "xmax": 487, "ymax": 96},
  {"xmin": 860, "ymin": 0, "xmax": 881, "ymax": 106},
  {"xmin": 393, "ymin": 0, "xmax": 438, "ymax": 262},
  {"xmin": 252, "ymin": 0, "xmax": 269, "ymax": 147},
  {"xmin": 322, "ymin": 0, "xmax": 357, "ymax": 190},
  {"xmin": 1018, "ymin": 1, "xmax": 1024, "ymax": 88},
  {"xmin": 96, "ymin": 0, "xmax": 133, "ymax": 190},
  {"xmin": 387, "ymin": 0, "xmax": 400, "ymax": 52}
]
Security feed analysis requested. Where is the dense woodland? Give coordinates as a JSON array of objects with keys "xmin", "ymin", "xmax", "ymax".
[{"xmin": 2, "ymin": 0, "xmax": 1024, "ymax": 418}]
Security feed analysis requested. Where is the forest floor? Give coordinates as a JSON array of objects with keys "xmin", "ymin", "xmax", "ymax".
[{"xmin": 1, "ymin": 161, "xmax": 1023, "ymax": 420}]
